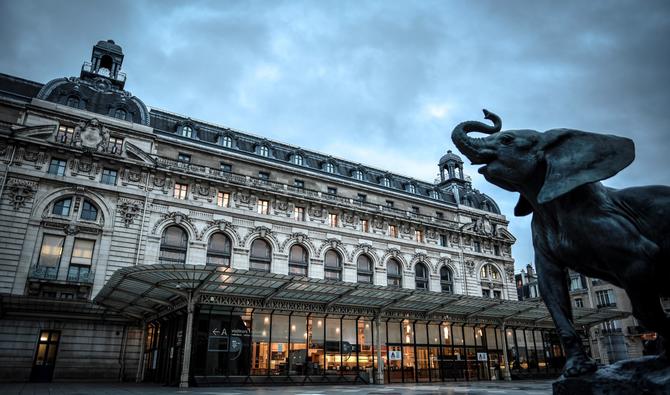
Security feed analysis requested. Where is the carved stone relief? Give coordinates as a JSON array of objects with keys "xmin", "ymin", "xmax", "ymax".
[{"xmin": 6, "ymin": 178, "xmax": 37, "ymax": 209}]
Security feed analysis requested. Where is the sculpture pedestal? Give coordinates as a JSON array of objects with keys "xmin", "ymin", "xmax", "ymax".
[{"xmin": 553, "ymin": 356, "xmax": 670, "ymax": 395}]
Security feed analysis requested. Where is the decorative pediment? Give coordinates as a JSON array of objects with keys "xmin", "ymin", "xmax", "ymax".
[
  {"xmin": 11, "ymin": 124, "xmax": 58, "ymax": 140},
  {"xmin": 125, "ymin": 141, "xmax": 156, "ymax": 165},
  {"xmin": 495, "ymin": 227, "xmax": 516, "ymax": 242}
]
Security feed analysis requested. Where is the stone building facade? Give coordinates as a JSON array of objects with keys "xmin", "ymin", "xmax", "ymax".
[{"xmin": 0, "ymin": 40, "xmax": 618, "ymax": 385}]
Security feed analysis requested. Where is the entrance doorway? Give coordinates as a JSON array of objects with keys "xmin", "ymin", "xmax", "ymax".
[{"xmin": 30, "ymin": 330, "xmax": 60, "ymax": 382}]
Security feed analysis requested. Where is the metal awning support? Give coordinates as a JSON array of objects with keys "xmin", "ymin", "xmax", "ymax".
[
  {"xmin": 325, "ymin": 285, "xmax": 360, "ymax": 309},
  {"xmin": 374, "ymin": 316, "xmax": 383, "ymax": 384},
  {"xmin": 425, "ymin": 295, "xmax": 464, "ymax": 315},
  {"xmin": 262, "ymin": 280, "xmax": 293, "ymax": 305},
  {"xmin": 500, "ymin": 321, "xmax": 512, "ymax": 381},
  {"xmin": 465, "ymin": 300, "xmax": 503, "ymax": 319},
  {"xmin": 179, "ymin": 291, "xmax": 195, "ymax": 388},
  {"xmin": 379, "ymin": 291, "xmax": 415, "ymax": 312},
  {"xmin": 503, "ymin": 303, "xmax": 544, "ymax": 321}
]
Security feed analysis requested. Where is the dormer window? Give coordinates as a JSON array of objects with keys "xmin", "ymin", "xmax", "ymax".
[
  {"xmin": 293, "ymin": 154, "xmax": 304, "ymax": 166},
  {"xmin": 352, "ymin": 170, "xmax": 364, "ymax": 181},
  {"xmin": 324, "ymin": 162, "xmax": 335, "ymax": 174},
  {"xmin": 258, "ymin": 145, "xmax": 270, "ymax": 157},
  {"xmin": 430, "ymin": 190, "xmax": 440, "ymax": 199},
  {"xmin": 180, "ymin": 125, "xmax": 193, "ymax": 138},
  {"xmin": 381, "ymin": 177, "xmax": 391, "ymax": 188},
  {"xmin": 66, "ymin": 96, "xmax": 80, "ymax": 108},
  {"xmin": 407, "ymin": 184, "xmax": 417, "ymax": 194},
  {"xmin": 221, "ymin": 135, "xmax": 233, "ymax": 148},
  {"xmin": 114, "ymin": 108, "xmax": 127, "ymax": 120}
]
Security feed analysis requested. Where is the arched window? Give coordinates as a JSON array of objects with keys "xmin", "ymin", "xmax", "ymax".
[
  {"xmin": 114, "ymin": 108, "xmax": 127, "ymax": 120},
  {"xmin": 99, "ymin": 55, "xmax": 113, "ymax": 73},
  {"xmin": 288, "ymin": 244, "xmax": 308, "ymax": 276},
  {"xmin": 352, "ymin": 170, "xmax": 364, "ymax": 180},
  {"xmin": 66, "ymin": 96, "xmax": 80, "ymax": 108},
  {"xmin": 381, "ymin": 177, "xmax": 391, "ymax": 188},
  {"xmin": 480, "ymin": 263, "xmax": 503, "ymax": 299},
  {"xmin": 415, "ymin": 262, "xmax": 429, "ymax": 290},
  {"xmin": 324, "ymin": 250, "xmax": 342, "ymax": 281},
  {"xmin": 440, "ymin": 266, "xmax": 453, "ymax": 294},
  {"xmin": 258, "ymin": 146, "xmax": 270, "ymax": 157},
  {"xmin": 293, "ymin": 154, "xmax": 303, "ymax": 166},
  {"xmin": 181, "ymin": 125, "xmax": 193, "ymax": 138},
  {"xmin": 357, "ymin": 254, "xmax": 373, "ymax": 284},
  {"xmin": 480, "ymin": 264, "xmax": 501, "ymax": 281},
  {"xmin": 159, "ymin": 226, "xmax": 188, "ymax": 265},
  {"xmin": 52, "ymin": 198, "xmax": 72, "ymax": 216},
  {"xmin": 250, "ymin": 239, "xmax": 271, "ymax": 272},
  {"xmin": 80, "ymin": 200, "xmax": 98, "ymax": 221},
  {"xmin": 221, "ymin": 135, "xmax": 233, "ymax": 148},
  {"xmin": 387, "ymin": 258, "xmax": 402, "ymax": 288},
  {"xmin": 430, "ymin": 190, "xmax": 440, "ymax": 199},
  {"xmin": 324, "ymin": 162, "xmax": 335, "ymax": 174},
  {"xmin": 207, "ymin": 233, "xmax": 231, "ymax": 266},
  {"xmin": 407, "ymin": 184, "xmax": 417, "ymax": 194}
]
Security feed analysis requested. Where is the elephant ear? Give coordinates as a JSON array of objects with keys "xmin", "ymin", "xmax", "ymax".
[
  {"xmin": 514, "ymin": 195, "xmax": 533, "ymax": 216},
  {"xmin": 537, "ymin": 128, "xmax": 635, "ymax": 204}
]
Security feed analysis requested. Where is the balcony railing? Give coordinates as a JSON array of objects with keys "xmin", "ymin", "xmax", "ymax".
[
  {"xmin": 66, "ymin": 267, "xmax": 94, "ymax": 284},
  {"xmin": 29, "ymin": 265, "xmax": 58, "ymax": 280},
  {"xmin": 600, "ymin": 327, "xmax": 623, "ymax": 335},
  {"xmin": 81, "ymin": 62, "xmax": 126, "ymax": 83},
  {"xmin": 597, "ymin": 302, "xmax": 617, "ymax": 309}
]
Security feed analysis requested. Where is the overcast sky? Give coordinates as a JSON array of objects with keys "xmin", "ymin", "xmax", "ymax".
[{"xmin": 2, "ymin": 0, "xmax": 669, "ymax": 272}]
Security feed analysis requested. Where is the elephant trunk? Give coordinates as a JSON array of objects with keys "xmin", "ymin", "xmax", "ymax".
[{"xmin": 451, "ymin": 109, "xmax": 501, "ymax": 164}]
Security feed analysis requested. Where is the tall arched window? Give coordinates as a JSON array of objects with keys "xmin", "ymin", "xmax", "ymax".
[
  {"xmin": 387, "ymin": 258, "xmax": 402, "ymax": 288},
  {"xmin": 159, "ymin": 226, "xmax": 188, "ymax": 265},
  {"xmin": 415, "ymin": 262, "xmax": 429, "ymax": 290},
  {"xmin": 480, "ymin": 263, "xmax": 503, "ymax": 299},
  {"xmin": 221, "ymin": 135, "xmax": 233, "ymax": 148},
  {"xmin": 357, "ymin": 254, "xmax": 373, "ymax": 284},
  {"xmin": 80, "ymin": 199, "xmax": 98, "ymax": 221},
  {"xmin": 288, "ymin": 244, "xmax": 308, "ymax": 276},
  {"xmin": 250, "ymin": 239, "xmax": 271, "ymax": 272},
  {"xmin": 324, "ymin": 250, "xmax": 342, "ymax": 281},
  {"xmin": 181, "ymin": 125, "xmax": 193, "ymax": 138},
  {"xmin": 207, "ymin": 233, "xmax": 231, "ymax": 266},
  {"xmin": 440, "ymin": 266, "xmax": 453, "ymax": 294}
]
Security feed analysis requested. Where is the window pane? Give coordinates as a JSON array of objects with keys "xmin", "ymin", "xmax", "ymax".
[
  {"xmin": 324, "ymin": 250, "xmax": 341, "ymax": 268},
  {"xmin": 71, "ymin": 239, "xmax": 94, "ymax": 265},
  {"xmin": 162, "ymin": 226, "xmax": 187, "ymax": 248},
  {"xmin": 52, "ymin": 198, "xmax": 71, "ymax": 216},
  {"xmin": 289, "ymin": 245, "xmax": 308, "ymax": 264},
  {"xmin": 81, "ymin": 200, "xmax": 98, "ymax": 221},
  {"xmin": 39, "ymin": 235, "xmax": 65, "ymax": 267},
  {"xmin": 250, "ymin": 239, "xmax": 271, "ymax": 259}
]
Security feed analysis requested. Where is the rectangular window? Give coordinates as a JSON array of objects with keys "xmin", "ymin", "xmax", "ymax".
[
  {"xmin": 439, "ymin": 234, "xmax": 447, "ymax": 247},
  {"xmin": 294, "ymin": 179, "xmax": 304, "ymax": 189},
  {"xmin": 385, "ymin": 200, "xmax": 394, "ymax": 208},
  {"xmin": 56, "ymin": 125, "xmax": 74, "ymax": 144},
  {"xmin": 293, "ymin": 206, "xmax": 305, "ymax": 221},
  {"xmin": 38, "ymin": 234, "xmax": 65, "ymax": 269},
  {"xmin": 493, "ymin": 290, "xmax": 502, "ymax": 299},
  {"xmin": 412, "ymin": 206, "xmax": 420, "ymax": 214},
  {"xmin": 108, "ymin": 137, "xmax": 123, "ymax": 154},
  {"xmin": 328, "ymin": 213, "xmax": 338, "ymax": 227},
  {"xmin": 389, "ymin": 225, "xmax": 398, "ymax": 238},
  {"xmin": 415, "ymin": 230, "xmax": 423, "ymax": 242},
  {"xmin": 220, "ymin": 163, "xmax": 232, "ymax": 172},
  {"xmin": 574, "ymin": 298, "xmax": 584, "ymax": 308},
  {"xmin": 217, "ymin": 191, "xmax": 230, "ymax": 207},
  {"xmin": 596, "ymin": 289, "xmax": 617, "ymax": 308},
  {"xmin": 101, "ymin": 168, "xmax": 117, "ymax": 185},
  {"xmin": 70, "ymin": 239, "xmax": 95, "ymax": 266},
  {"xmin": 257, "ymin": 199, "xmax": 269, "ymax": 215},
  {"xmin": 174, "ymin": 183, "xmax": 188, "ymax": 199},
  {"xmin": 474, "ymin": 241, "xmax": 481, "ymax": 252},
  {"xmin": 482, "ymin": 289, "xmax": 491, "ymax": 298},
  {"xmin": 327, "ymin": 187, "xmax": 337, "ymax": 196},
  {"xmin": 357, "ymin": 193, "xmax": 367, "ymax": 203},
  {"xmin": 178, "ymin": 153, "xmax": 191, "ymax": 162},
  {"xmin": 436, "ymin": 211, "xmax": 444, "ymax": 220},
  {"xmin": 494, "ymin": 245, "xmax": 500, "ymax": 256},
  {"xmin": 258, "ymin": 171, "xmax": 270, "ymax": 181},
  {"xmin": 48, "ymin": 159, "xmax": 67, "ymax": 176},
  {"xmin": 361, "ymin": 219, "xmax": 369, "ymax": 232}
]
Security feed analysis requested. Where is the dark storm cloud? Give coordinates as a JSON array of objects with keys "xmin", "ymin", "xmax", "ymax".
[{"xmin": 1, "ymin": 0, "xmax": 669, "ymax": 270}]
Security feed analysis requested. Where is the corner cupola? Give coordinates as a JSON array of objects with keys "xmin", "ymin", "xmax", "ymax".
[{"xmin": 438, "ymin": 150, "xmax": 464, "ymax": 182}]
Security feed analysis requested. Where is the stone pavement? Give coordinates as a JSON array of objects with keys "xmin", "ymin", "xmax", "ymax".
[{"xmin": 0, "ymin": 381, "xmax": 553, "ymax": 395}]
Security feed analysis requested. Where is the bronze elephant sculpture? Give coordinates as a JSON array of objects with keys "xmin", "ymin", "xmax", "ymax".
[{"xmin": 451, "ymin": 110, "xmax": 670, "ymax": 377}]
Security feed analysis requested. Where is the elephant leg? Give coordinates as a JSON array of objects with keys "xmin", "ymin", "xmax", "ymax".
[
  {"xmin": 624, "ymin": 273, "xmax": 670, "ymax": 357},
  {"xmin": 535, "ymin": 251, "xmax": 596, "ymax": 376}
]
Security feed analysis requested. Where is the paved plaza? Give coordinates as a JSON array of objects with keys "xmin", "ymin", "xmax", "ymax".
[{"xmin": 0, "ymin": 381, "xmax": 553, "ymax": 395}]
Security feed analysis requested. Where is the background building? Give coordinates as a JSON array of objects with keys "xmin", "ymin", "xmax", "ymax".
[{"xmin": 0, "ymin": 40, "xmax": 619, "ymax": 385}]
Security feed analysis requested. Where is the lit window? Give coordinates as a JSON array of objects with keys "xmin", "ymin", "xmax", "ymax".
[
  {"xmin": 387, "ymin": 258, "xmax": 402, "ymax": 288},
  {"xmin": 52, "ymin": 198, "xmax": 72, "ymax": 216},
  {"xmin": 289, "ymin": 244, "xmax": 308, "ymax": 276},
  {"xmin": 258, "ymin": 145, "xmax": 270, "ymax": 157},
  {"xmin": 324, "ymin": 250, "xmax": 342, "ymax": 281},
  {"xmin": 68, "ymin": 238, "xmax": 94, "ymax": 282},
  {"xmin": 324, "ymin": 162, "xmax": 335, "ymax": 173},
  {"xmin": 328, "ymin": 213, "xmax": 338, "ymax": 227},
  {"xmin": 388, "ymin": 225, "xmax": 398, "ymax": 238},
  {"xmin": 293, "ymin": 154, "xmax": 304, "ymax": 166},
  {"xmin": 159, "ymin": 226, "xmax": 188, "ymax": 264},
  {"xmin": 37, "ymin": 234, "xmax": 65, "ymax": 278},
  {"xmin": 66, "ymin": 96, "xmax": 80, "ymax": 108},
  {"xmin": 101, "ymin": 168, "xmax": 117, "ymax": 185},
  {"xmin": 108, "ymin": 137, "xmax": 123, "ymax": 154},
  {"xmin": 48, "ymin": 159, "xmax": 67, "ymax": 176},
  {"xmin": 440, "ymin": 266, "xmax": 453, "ymax": 294},
  {"xmin": 357, "ymin": 254, "xmax": 373, "ymax": 284},
  {"xmin": 381, "ymin": 177, "xmax": 391, "ymax": 188},
  {"xmin": 114, "ymin": 108, "xmax": 127, "ymax": 120},
  {"xmin": 293, "ymin": 207, "xmax": 305, "ymax": 221},
  {"xmin": 415, "ymin": 230, "xmax": 423, "ymax": 243},
  {"xmin": 174, "ymin": 183, "xmax": 188, "ymax": 199},
  {"xmin": 480, "ymin": 264, "xmax": 501, "ymax": 281},
  {"xmin": 407, "ymin": 184, "xmax": 417, "ymax": 194},
  {"xmin": 56, "ymin": 126, "xmax": 74, "ymax": 144},
  {"xmin": 80, "ymin": 200, "xmax": 98, "ymax": 221},
  {"xmin": 181, "ymin": 126, "xmax": 193, "ymax": 138},
  {"xmin": 220, "ymin": 163, "xmax": 232, "ymax": 173},
  {"xmin": 361, "ymin": 219, "xmax": 369, "ymax": 232},
  {"xmin": 415, "ymin": 263, "xmax": 429, "ymax": 290},
  {"xmin": 250, "ymin": 239, "xmax": 271, "ymax": 272},
  {"xmin": 221, "ymin": 135, "xmax": 233, "ymax": 148},
  {"xmin": 178, "ymin": 153, "xmax": 191, "ymax": 163},
  {"xmin": 217, "ymin": 192, "xmax": 230, "ymax": 207},
  {"xmin": 353, "ymin": 170, "xmax": 364, "ymax": 180},
  {"xmin": 207, "ymin": 233, "xmax": 231, "ymax": 266},
  {"xmin": 257, "ymin": 199, "xmax": 270, "ymax": 215}
]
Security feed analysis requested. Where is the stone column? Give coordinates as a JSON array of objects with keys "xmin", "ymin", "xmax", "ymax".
[
  {"xmin": 179, "ymin": 293, "xmax": 195, "ymax": 388},
  {"xmin": 375, "ymin": 317, "xmax": 384, "ymax": 384},
  {"xmin": 500, "ymin": 322, "xmax": 512, "ymax": 381}
]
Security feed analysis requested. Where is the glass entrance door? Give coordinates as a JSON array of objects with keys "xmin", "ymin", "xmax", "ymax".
[{"xmin": 30, "ymin": 330, "xmax": 60, "ymax": 382}]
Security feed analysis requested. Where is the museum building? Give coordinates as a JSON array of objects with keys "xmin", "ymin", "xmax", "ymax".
[{"xmin": 0, "ymin": 40, "xmax": 623, "ymax": 386}]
